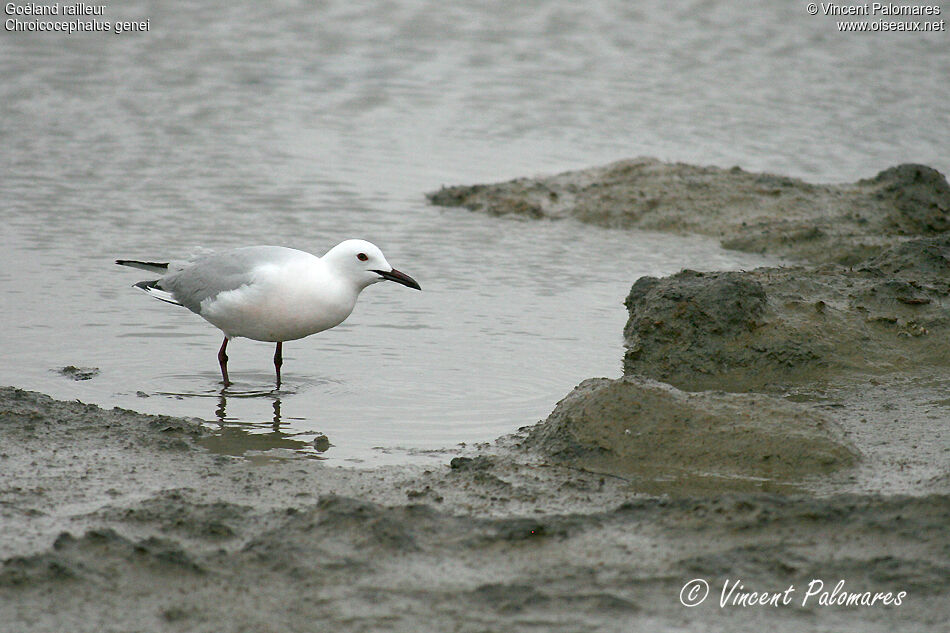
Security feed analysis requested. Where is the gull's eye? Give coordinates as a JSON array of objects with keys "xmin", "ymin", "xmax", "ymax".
[{"xmin": 357, "ymin": 252, "xmax": 368, "ymax": 262}]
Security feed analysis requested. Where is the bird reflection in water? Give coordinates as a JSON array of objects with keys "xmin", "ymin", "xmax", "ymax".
[{"xmin": 196, "ymin": 390, "xmax": 330, "ymax": 458}]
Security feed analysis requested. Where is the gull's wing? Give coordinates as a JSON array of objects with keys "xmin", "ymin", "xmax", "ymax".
[{"xmin": 159, "ymin": 246, "xmax": 306, "ymax": 314}]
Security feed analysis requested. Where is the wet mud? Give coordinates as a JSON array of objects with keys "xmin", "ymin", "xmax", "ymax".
[
  {"xmin": 432, "ymin": 160, "xmax": 950, "ymax": 497},
  {"xmin": 522, "ymin": 376, "xmax": 858, "ymax": 493},
  {"xmin": 2, "ymin": 387, "xmax": 948, "ymax": 632},
  {"xmin": 429, "ymin": 158, "xmax": 950, "ymax": 265},
  {"xmin": 622, "ymin": 235, "xmax": 950, "ymax": 393}
]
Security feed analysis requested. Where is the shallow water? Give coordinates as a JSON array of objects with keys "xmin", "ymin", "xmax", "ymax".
[{"xmin": 1, "ymin": 0, "xmax": 946, "ymax": 463}]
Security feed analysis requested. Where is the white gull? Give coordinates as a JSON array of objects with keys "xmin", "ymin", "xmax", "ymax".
[{"xmin": 116, "ymin": 239, "xmax": 420, "ymax": 388}]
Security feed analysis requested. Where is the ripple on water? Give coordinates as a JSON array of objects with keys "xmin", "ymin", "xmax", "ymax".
[{"xmin": 4, "ymin": 0, "xmax": 940, "ymax": 463}]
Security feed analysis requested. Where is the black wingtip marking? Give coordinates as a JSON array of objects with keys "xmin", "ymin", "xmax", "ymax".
[
  {"xmin": 133, "ymin": 280, "xmax": 160, "ymax": 291},
  {"xmin": 132, "ymin": 279, "xmax": 182, "ymax": 306},
  {"xmin": 115, "ymin": 259, "xmax": 170, "ymax": 270}
]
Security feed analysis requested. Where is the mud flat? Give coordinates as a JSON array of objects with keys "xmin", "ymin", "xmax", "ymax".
[
  {"xmin": 3, "ymin": 159, "xmax": 950, "ymax": 632},
  {"xmin": 2, "ymin": 387, "xmax": 949, "ymax": 632}
]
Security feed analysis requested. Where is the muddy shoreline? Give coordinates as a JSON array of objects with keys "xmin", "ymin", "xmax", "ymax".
[
  {"xmin": 4, "ymin": 159, "xmax": 950, "ymax": 632},
  {"xmin": 433, "ymin": 159, "xmax": 950, "ymax": 497}
]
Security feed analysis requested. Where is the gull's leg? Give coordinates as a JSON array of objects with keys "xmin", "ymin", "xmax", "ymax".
[
  {"xmin": 218, "ymin": 336, "xmax": 231, "ymax": 387},
  {"xmin": 274, "ymin": 342, "xmax": 283, "ymax": 389}
]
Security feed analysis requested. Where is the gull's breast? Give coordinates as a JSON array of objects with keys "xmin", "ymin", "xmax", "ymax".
[{"xmin": 199, "ymin": 262, "xmax": 357, "ymax": 342}]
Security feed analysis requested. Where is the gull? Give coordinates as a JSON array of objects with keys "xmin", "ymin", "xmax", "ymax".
[{"xmin": 116, "ymin": 240, "xmax": 420, "ymax": 388}]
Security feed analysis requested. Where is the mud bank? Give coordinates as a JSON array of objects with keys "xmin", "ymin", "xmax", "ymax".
[
  {"xmin": 522, "ymin": 376, "xmax": 858, "ymax": 493},
  {"xmin": 429, "ymin": 158, "xmax": 950, "ymax": 264},
  {"xmin": 431, "ymin": 161, "xmax": 950, "ymax": 497},
  {"xmin": 623, "ymin": 235, "xmax": 950, "ymax": 392},
  {"xmin": 2, "ymin": 387, "xmax": 949, "ymax": 633}
]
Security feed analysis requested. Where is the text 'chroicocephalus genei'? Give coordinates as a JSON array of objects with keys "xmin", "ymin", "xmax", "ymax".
[{"xmin": 116, "ymin": 239, "xmax": 421, "ymax": 388}]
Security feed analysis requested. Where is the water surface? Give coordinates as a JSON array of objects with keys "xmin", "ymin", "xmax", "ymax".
[{"xmin": 1, "ymin": 0, "xmax": 945, "ymax": 463}]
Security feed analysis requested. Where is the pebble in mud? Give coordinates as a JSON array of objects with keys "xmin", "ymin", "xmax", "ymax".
[{"xmin": 313, "ymin": 434, "xmax": 331, "ymax": 452}]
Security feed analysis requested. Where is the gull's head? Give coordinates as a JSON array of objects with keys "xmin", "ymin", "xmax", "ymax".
[{"xmin": 323, "ymin": 239, "xmax": 421, "ymax": 291}]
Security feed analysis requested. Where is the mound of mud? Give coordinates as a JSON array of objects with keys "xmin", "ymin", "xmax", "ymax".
[
  {"xmin": 429, "ymin": 158, "xmax": 950, "ymax": 264},
  {"xmin": 0, "ymin": 386, "xmax": 207, "ymax": 447},
  {"xmin": 622, "ymin": 235, "xmax": 950, "ymax": 392},
  {"xmin": 523, "ymin": 376, "xmax": 857, "ymax": 491}
]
